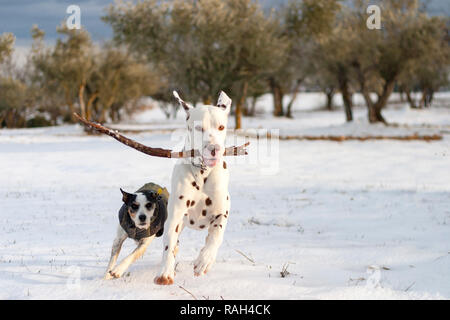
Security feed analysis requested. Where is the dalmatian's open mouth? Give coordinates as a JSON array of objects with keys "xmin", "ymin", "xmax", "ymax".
[{"xmin": 203, "ymin": 157, "xmax": 219, "ymax": 167}]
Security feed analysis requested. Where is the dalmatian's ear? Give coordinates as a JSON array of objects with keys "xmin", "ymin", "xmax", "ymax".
[
  {"xmin": 217, "ymin": 91, "xmax": 231, "ymax": 114},
  {"xmin": 173, "ymin": 91, "xmax": 193, "ymax": 113}
]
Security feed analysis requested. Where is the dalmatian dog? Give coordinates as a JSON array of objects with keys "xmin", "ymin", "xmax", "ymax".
[{"xmin": 154, "ymin": 90, "xmax": 232, "ymax": 285}]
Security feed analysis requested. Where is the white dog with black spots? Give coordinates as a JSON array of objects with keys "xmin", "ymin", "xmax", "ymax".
[{"xmin": 154, "ymin": 90, "xmax": 232, "ymax": 285}]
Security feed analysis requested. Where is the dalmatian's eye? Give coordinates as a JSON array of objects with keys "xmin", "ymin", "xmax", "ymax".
[
  {"xmin": 131, "ymin": 203, "xmax": 139, "ymax": 210},
  {"xmin": 145, "ymin": 203, "xmax": 153, "ymax": 210},
  {"xmin": 195, "ymin": 125, "xmax": 203, "ymax": 132},
  {"xmin": 218, "ymin": 125, "xmax": 225, "ymax": 131}
]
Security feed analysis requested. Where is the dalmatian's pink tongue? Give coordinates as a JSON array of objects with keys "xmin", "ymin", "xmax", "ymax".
[{"xmin": 204, "ymin": 157, "xmax": 218, "ymax": 167}]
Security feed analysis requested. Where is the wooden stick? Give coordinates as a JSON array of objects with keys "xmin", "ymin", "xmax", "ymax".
[{"xmin": 74, "ymin": 113, "xmax": 249, "ymax": 158}]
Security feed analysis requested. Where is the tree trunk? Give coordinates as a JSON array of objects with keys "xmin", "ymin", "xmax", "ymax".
[
  {"xmin": 235, "ymin": 81, "xmax": 248, "ymax": 130},
  {"xmin": 368, "ymin": 79, "xmax": 395, "ymax": 123},
  {"xmin": 86, "ymin": 93, "xmax": 98, "ymax": 121},
  {"xmin": 355, "ymin": 65, "xmax": 375, "ymax": 120},
  {"xmin": 203, "ymin": 96, "xmax": 212, "ymax": 105},
  {"xmin": 422, "ymin": 87, "xmax": 433, "ymax": 108},
  {"xmin": 78, "ymin": 84, "xmax": 86, "ymax": 119},
  {"xmin": 0, "ymin": 111, "xmax": 6, "ymax": 127},
  {"xmin": 405, "ymin": 89, "xmax": 417, "ymax": 109},
  {"xmin": 269, "ymin": 78, "xmax": 284, "ymax": 117},
  {"xmin": 338, "ymin": 77, "xmax": 353, "ymax": 122},
  {"xmin": 286, "ymin": 81, "xmax": 302, "ymax": 118},
  {"xmin": 325, "ymin": 87, "xmax": 335, "ymax": 111},
  {"xmin": 426, "ymin": 89, "xmax": 434, "ymax": 108}
]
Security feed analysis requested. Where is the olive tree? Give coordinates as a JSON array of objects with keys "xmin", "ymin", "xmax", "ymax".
[{"xmin": 104, "ymin": 0, "xmax": 287, "ymax": 128}]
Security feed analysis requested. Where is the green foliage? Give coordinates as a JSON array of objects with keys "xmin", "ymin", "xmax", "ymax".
[
  {"xmin": 26, "ymin": 115, "xmax": 52, "ymax": 128},
  {"xmin": 30, "ymin": 25, "xmax": 161, "ymax": 124},
  {"xmin": 0, "ymin": 77, "xmax": 30, "ymax": 128},
  {"xmin": 0, "ymin": 33, "xmax": 14, "ymax": 64},
  {"xmin": 104, "ymin": 0, "xmax": 287, "ymax": 105},
  {"xmin": 310, "ymin": 0, "xmax": 450, "ymax": 122}
]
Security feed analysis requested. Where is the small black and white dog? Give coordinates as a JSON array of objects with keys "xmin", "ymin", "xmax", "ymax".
[{"xmin": 104, "ymin": 183, "xmax": 169, "ymax": 279}]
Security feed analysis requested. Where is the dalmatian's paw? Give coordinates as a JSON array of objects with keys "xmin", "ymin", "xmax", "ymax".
[
  {"xmin": 193, "ymin": 249, "xmax": 216, "ymax": 276},
  {"xmin": 154, "ymin": 275, "xmax": 174, "ymax": 285}
]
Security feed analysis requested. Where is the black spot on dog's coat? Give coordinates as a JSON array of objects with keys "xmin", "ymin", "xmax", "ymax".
[
  {"xmin": 202, "ymin": 210, "xmax": 207, "ymax": 216},
  {"xmin": 205, "ymin": 198, "xmax": 212, "ymax": 206}
]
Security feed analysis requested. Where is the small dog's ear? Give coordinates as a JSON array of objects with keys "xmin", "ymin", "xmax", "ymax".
[
  {"xmin": 173, "ymin": 91, "xmax": 193, "ymax": 113},
  {"xmin": 120, "ymin": 188, "xmax": 132, "ymax": 203},
  {"xmin": 216, "ymin": 91, "xmax": 231, "ymax": 114}
]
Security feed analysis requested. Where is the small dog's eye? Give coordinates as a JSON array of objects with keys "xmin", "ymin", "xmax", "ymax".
[
  {"xmin": 218, "ymin": 125, "xmax": 225, "ymax": 131},
  {"xmin": 145, "ymin": 203, "xmax": 153, "ymax": 210},
  {"xmin": 195, "ymin": 125, "xmax": 203, "ymax": 132},
  {"xmin": 131, "ymin": 204, "xmax": 139, "ymax": 210}
]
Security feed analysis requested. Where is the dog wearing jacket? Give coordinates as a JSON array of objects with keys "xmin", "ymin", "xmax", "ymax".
[
  {"xmin": 154, "ymin": 91, "xmax": 232, "ymax": 285},
  {"xmin": 104, "ymin": 183, "xmax": 169, "ymax": 279}
]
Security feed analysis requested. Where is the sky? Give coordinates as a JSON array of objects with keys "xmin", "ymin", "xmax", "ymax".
[
  {"xmin": 0, "ymin": 0, "xmax": 113, "ymax": 46},
  {"xmin": 1, "ymin": 0, "xmax": 449, "ymax": 56}
]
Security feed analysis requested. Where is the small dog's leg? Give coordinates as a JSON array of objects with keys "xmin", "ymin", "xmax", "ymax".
[
  {"xmin": 109, "ymin": 235, "xmax": 154, "ymax": 279},
  {"xmin": 154, "ymin": 208, "xmax": 185, "ymax": 285},
  {"xmin": 194, "ymin": 215, "xmax": 228, "ymax": 276},
  {"xmin": 104, "ymin": 226, "xmax": 127, "ymax": 279}
]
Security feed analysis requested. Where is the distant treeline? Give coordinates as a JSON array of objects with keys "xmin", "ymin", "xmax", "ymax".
[{"xmin": 0, "ymin": 0, "xmax": 448, "ymax": 128}]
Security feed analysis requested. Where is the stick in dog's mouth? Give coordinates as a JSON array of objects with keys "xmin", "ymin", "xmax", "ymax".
[{"xmin": 74, "ymin": 113, "xmax": 249, "ymax": 159}]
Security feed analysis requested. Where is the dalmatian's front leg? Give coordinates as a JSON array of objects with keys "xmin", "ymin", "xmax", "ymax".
[
  {"xmin": 108, "ymin": 235, "xmax": 154, "ymax": 279},
  {"xmin": 194, "ymin": 199, "xmax": 230, "ymax": 276},
  {"xmin": 154, "ymin": 201, "xmax": 185, "ymax": 285}
]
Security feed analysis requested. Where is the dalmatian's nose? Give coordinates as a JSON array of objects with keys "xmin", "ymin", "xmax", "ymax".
[
  {"xmin": 139, "ymin": 215, "xmax": 146, "ymax": 222},
  {"xmin": 207, "ymin": 144, "xmax": 220, "ymax": 157}
]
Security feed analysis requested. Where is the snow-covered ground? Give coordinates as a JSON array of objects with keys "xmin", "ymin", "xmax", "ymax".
[{"xmin": 0, "ymin": 93, "xmax": 449, "ymax": 299}]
